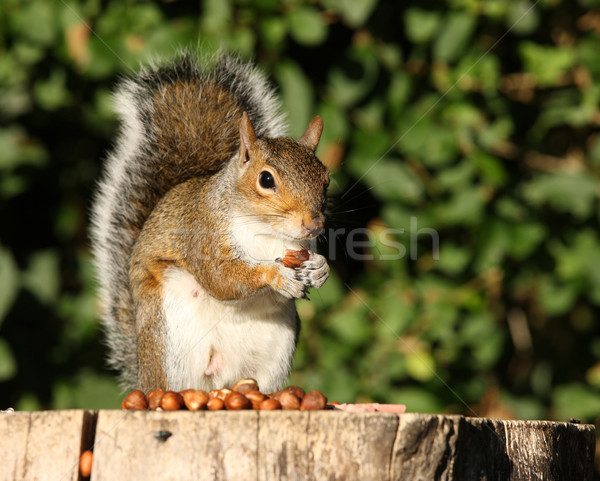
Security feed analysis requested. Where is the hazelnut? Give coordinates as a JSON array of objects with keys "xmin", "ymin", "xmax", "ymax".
[
  {"xmin": 178, "ymin": 389, "xmax": 194, "ymax": 396},
  {"xmin": 244, "ymin": 390, "xmax": 266, "ymax": 409},
  {"xmin": 232, "ymin": 378, "xmax": 259, "ymax": 395},
  {"xmin": 207, "ymin": 397, "xmax": 224, "ymax": 410},
  {"xmin": 278, "ymin": 390, "xmax": 301, "ymax": 410},
  {"xmin": 282, "ymin": 249, "xmax": 310, "ymax": 269},
  {"xmin": 269, "ymin": 390, "xmax": 283, "ymax": 401},
  {"xmin": 183, "ymin": 390, "xmax": 209, "ymax": 411},
  {"xmin": 122, "ymin": 390, "xmax": 148, "ymax": 410},
  {"xmin": 208, "ymin": 389, "xmax": 220, "ymax": 399},
  {"xmin": 160, "ymin": 391, "xmax": 183, "ymax": 411},
  {"xmin": 300, "ymin": 390, "xmax": 327, "ymax": 411},
  {"xmin": 224, "ymin": 392, "xmax": 252, "ymax": 410},
  {"xmin": 216, "ymin": 388, "xmax": 233, "ymax": 401},
  {"xmin": 259, "ymin": 398, "xmax": 282, "ymax": 410},
  {"xmin": 285, "ymin": 385, "xmax": 305, "ymax": 399},
  {"xmin": 79, "ymin": 450, "xmax": 93, "ymax": 478},
  {"xmin": 148, "ymin": 389, "xmax": 165, "ymax": 410}
]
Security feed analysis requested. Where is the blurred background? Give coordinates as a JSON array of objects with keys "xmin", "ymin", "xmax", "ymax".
[{"xmin": 0, "ymin": 0, "xmax": 599, "ymax": 468}]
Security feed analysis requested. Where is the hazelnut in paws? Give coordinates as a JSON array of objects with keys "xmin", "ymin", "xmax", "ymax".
[{"xmin": 282, "ymin": 249, "xmax": 310, "ymax": 269}]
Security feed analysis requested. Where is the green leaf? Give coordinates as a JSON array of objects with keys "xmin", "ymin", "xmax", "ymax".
[
  {"xmin": 288, "ymin": 7, "xmax": 327, "ymax": 46},
  {"xmin": 0, "ymin": 127, "xmax": 47, "ymax": 171},
  {"xmin": 311, "ymin": 270, "xmax": 345, "ymax": 310},
  {"xmin": 508, "ymin": 223, "xmax": 546, "ymax": 260},
  {"xmin": 538, "ymin": 277, "xmax": 578, "ymax": 316},
  {"xmin": 0, "ymin": 338, "xmax": 17, "ymax": 381},
  {"xmin": 432, "ymin": 188, "xmax": 485, "ymax": 227},
  {"xmin": 374, "ymin": 293, "xmax": 416, "ymax": 336},
  {"xmin": 437, "ymin": 161, "xmax": 476, "ymax": 191},
  {"xmin": 435, "ymin": 243, "xmax": 471, "ymax": 276},
  {"xmin": 502, "ymin": 392, "xmax": 545, "ymax": 420},
  {"xmin": 0, "ymin": 247, "xmax": 19, "ymax": 324},
  {"xmin": 260, "ymin": 17, "xmax": 287, "ymax": 50},
  {"xmin": 326, "ymin": 302, "xmax": 371, "ymax": 348},
  {"xmin": 323, "ymin": 0, "xmax": 377, "ymax": 27},
  {"xmin": 15, "ymin": 393, "xmax": 41, "ymax": 412},
  {"xmin": 71, "ymin": 372, "xmax": 122, "ymax": 409},
  {"xmin": 470, "ymin": 151, "xmax": 507, "ymax": 187},
  {"xmin": 10, "ymin": 0, "xmax": 58, "ymax": 45},
  {"xmin": 477, "ymin": 117, "xmax": 514, "ymax": 152},
  {"xmin": 506, "ymin": 0, "xmax": 540, "ymax": 36},
  {"xmin": 520, "ymin": 42, "xmax": 576, "ymax": 87},
  {"xmin": 397, "ymin": 115, "xmax": 457, "ymax": 167},
  {"xmin": 201, "ymin": 0, "xmax": 232, "ymax": 33},
  {"xmin": 474, "ymin": 219, "xmax": 510, "ymax": 271},
  {"xmin": 404, "ymin": 8, "xmax": 442, "ymax": 44},
  {"xmin": 433, "ymin": 12, "xmax": 476, "ymax": 63},
  {"xmin": 389, "ymin": 386, "xmax": 444, "ymax": 413},
  {"xmin": 553, "ymin": 383, "xmax": 600, "ymax": 421},
  {"xmin": 317, "ymin": 100, "xmax": 350, "ymax": 145},
  {"xmin": 522, "ymin": 173, "xmax": 598, "ymax": 219},
  {"xmin": 362, "ymin": 158, "xmax": 423, "ymax": 204},
  {"xmin": 346, "ymin": 128, "xmax": 390, "ymax": 175},
  {"xmin": 21, "ymin": 250, "xmax": 60, "ymax": 304},
  {"xmin": 34, "ymin": 69, "xmax": 71, "ymax": 110},
  {"xmin": 387, "ymin": 72, "xmax": 413, "ymax": 121},
  {"xmin": 551, "ymin": 230, "xmax": 600, "ymax": 286},
  {"xmin": 275, "ymin": 60, "xmax": 314, "ymax": 137},
  {"xmin": 328, "ymin": 47, "xmax": 379, "ymax": 107},
  {"xmin": 405, "ymin": 347, "xmax": 436, "ymax": 382}
]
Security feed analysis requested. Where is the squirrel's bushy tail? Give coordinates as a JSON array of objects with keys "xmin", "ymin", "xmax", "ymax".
[{"xmin": 90, "ymin": 52, "xmax": 287, "ymax": 388}]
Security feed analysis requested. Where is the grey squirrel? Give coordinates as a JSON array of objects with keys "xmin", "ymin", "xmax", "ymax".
[{"xmin": 90, "ymin": 53, "xmax": 329, "ymax": 393}]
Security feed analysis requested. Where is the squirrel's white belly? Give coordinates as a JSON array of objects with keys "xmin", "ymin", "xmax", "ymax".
[{"xmin": 161, "ymin": 267, "xmax": 297, "ymax": 393}]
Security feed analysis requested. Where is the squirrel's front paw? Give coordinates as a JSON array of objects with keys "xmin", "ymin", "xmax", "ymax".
[
  {"xmin": 295, "ymin": 252, "xmax": 329, "ymax": 289},
  {"xmin": 273, "ymin": 261, "xmax": 308, "ymax": 299},
  {"xmin": 273, "ymin": 252, "xmax": 329, "ymax": 299}
]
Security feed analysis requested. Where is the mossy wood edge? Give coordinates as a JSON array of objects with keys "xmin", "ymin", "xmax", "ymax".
[{"xmin": 0, "ymin": 410, "xmax": 594, "ymax": 480}]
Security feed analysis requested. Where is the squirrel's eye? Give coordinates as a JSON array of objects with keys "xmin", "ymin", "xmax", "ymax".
[{"xmin": 259, "ymin": 171, "xmax": 276, "ymax": 189}]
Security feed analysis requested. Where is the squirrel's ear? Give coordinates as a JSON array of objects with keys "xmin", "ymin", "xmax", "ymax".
[
  {"xmin": 298, "ymin": 115, "xmax": 323, "ymax": 152},
  {"xmin": 239, "ymin": 111, "xmax": 257, "ymax": 167}
]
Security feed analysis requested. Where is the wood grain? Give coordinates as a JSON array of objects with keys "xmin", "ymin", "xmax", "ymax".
[
  {"xmin": 0, "ymin": 410, "xmax": 594, "ymax": 480},
  {"xmin": 0, "ymin": 410, "xmax": 92, "ymax": 481}
]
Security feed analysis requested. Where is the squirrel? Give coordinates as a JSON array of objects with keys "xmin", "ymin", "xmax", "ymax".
[{"xmin": 90, "ymin": 52, "xmax": 330, "ymax": 394}]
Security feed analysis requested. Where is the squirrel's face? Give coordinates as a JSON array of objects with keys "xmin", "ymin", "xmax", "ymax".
[{"xmin": 236, "ymin": 113, "xmax": 329, "ymax": 241}]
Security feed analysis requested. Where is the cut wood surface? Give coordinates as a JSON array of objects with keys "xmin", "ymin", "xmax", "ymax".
[
  {"xmin": 0, "ymin": 410, "xmax": 595, "ymax": 481},
  {"xmin": 0, "ymin": 410, "xmax": 95, "ymax": 481}
]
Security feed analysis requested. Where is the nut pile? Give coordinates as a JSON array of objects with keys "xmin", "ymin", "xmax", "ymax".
[{"xmin": 121, "ymin": 378, "xmax": 331, "ymax": 411}]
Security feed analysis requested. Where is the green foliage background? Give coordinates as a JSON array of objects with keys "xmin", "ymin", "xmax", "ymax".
[{"xmin": 1, "ymin": 0, "xmax": 599, "ymax": 458}]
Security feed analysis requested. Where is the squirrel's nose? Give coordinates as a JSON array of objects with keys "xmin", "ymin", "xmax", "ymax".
[{"xmin": 301, "ymin": 215, "xmax": 324, "ymax": 238}]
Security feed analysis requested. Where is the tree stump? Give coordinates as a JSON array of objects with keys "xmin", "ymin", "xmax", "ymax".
[{"xmin": 0, "ymin": 410, "xmax": 595, "ymax": 480}]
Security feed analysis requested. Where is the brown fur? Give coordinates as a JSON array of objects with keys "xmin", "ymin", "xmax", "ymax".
[
  {"xmin": 129, "ymin": 122, "xmax": 328, "ymax": 390},
  {"xmin": 94, "ymin": 54, "xmax": 328, "ymax": 390}
]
